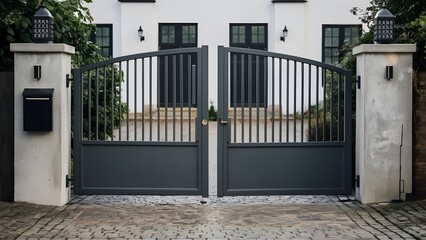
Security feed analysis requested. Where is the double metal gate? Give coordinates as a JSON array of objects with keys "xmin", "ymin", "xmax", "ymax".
[
  {"xmin": 73, "ymin": 47, "xmax": 209, "ymax": 196},
  {"xmin": 217, "ymin": 46, "xmax": 352, "ymax": 196},
  {"xmin": 73, "ymin": 46, "xmax": 352, "ymax": 196}
]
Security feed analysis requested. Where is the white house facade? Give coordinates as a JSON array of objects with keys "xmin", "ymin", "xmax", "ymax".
[{"xmin": 86, "ymin": 0, "xmax": 370, "ymax": 111}]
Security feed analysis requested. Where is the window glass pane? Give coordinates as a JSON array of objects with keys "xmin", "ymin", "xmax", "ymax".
[
  {"xmin": 96, "ymin": 28, "xmax": 102, "ymax": 36},
  {"xmin": 161, "ymin": 26, "xmax": 168, "ymax": 35},
  {"xmin": 162, "ymin": 35, "xmax": 169, "ymax": 43},
  {"xmin": 182, "ymin": 26, "xmax": 188, "ymax": 35},
  {"xmin": 259, "ymin": 34, "xmax": 264, "ymax": 43},
  {"xmin": 232, "ymin": 26, "xmax": 238, "ymax": 34},
  {"xmin": 240, "ymin": 34, "xmax": 245, "ymax": 43},
  {"xmin": 102, "ymin": 48, "xmax": 109, "ymax": 57},
  {"xmin": 183, "ymin": 35, "xmax": 188, "ymax": 44},
  {"xmin": 103, "ymin": 27, "xmax": 110, "ymax": 37},
  {"xmin": 332, "ymin": 28, "xmax": 339, "ymax": 37},
  {"xmin": 325, "ymin": 28, "xmax": 332, "ymax": 37},
  {"xmin": 190, "ymin": 34, "xmax": 196, "ymax": 44},
  {"xmin": 103, "ymin": 37, "xmax": 109, "ymax": 46},
  {"xmin": 190, "ymin": 26, "xmax": 196, "ymax": 34},
  {"xmin": 252, "ymin": 34, "xmax": 258, "ymax": 44},
  {"xmin": 239, "ymin": 26, "xmax": 245, "ymax": 33},
  {"xmin": 169, "ymin": 34, "xmax": 175, "ymax": 43},
  {"xmin": 232, "ymin": 35, "xmax": 238, "ymax": 44},
  {"xmin": 252, "ymin": 26, "xmax": 258, "ymax": 34},
  {"xmin": 332, "ymin": 37, "xmax": 339, "ymax": 46},
  {"xmin": 325, "ymin": 48, "xmax": 331, "ymax": 56},
  {"xmin": 259, "ymin": 26, "xmax": 264, "ymax": 35},
  {"xmin": 352, "ymin": 27, "xmax": 358, "ymax": 36},
  {"xmin": 170, "ymin": 26, "xmax": 175, "ymax": 35},
  {"xmin": 325, "ymin": 38, "xmax": 331, "ymax": 47}
]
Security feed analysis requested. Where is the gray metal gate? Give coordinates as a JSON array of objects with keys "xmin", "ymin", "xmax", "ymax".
[
  {"xmin": 217, "ymin": 46, "xmax": 352, "ymax": 196},
  {"xmin": 73, "ymin": 46, "xmax": 209, "ymax": 196}
]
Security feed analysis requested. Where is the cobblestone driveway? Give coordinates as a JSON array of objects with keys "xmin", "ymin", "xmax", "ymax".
[{"xmin": 1, "ymin": 196, "xmax": 426, "ymax": 239}]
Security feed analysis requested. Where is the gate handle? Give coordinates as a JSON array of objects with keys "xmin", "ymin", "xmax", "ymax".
[{"xmin": 220, "ymin": 118, "xmax": 228, "ymax": 125}]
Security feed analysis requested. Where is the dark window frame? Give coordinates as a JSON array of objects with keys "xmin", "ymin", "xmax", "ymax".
[
  {"xmin": 91, "ymin": 24, "xmax": 113, "ymax": 59},
  {"xmin": 322, "ymin": 24, "xmax": 362, "ymax": 65},
  {"xmin": 229, "ymin": 23, "xmax": 268, "ymax": 50},
  {"xmin": 158, "ymin": 23, "xmax": 198, "ymax": 50}
]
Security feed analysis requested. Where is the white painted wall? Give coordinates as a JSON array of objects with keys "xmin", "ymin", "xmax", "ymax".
[{"xmin": 86, "ymin": 0, "xmax": 370, "ymax": 111}]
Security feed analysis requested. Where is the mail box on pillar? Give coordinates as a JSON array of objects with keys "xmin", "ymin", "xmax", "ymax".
[{"xmin": 22, "ymin": 88, "xmax": 54, "ymax": 131}]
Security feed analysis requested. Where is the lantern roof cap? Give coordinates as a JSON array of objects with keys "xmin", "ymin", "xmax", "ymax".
[
  {"xmin": 34, "ymin": 6, "xmax": 53, "ymax": 18},
  {"xmin": 375, "ymin": 5, "xmax": 395, "ymax": 19}
]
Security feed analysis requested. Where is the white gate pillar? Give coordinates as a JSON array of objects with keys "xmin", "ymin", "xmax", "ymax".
[
  {"xmin": 11, "ymin": 43, "xmax": 74, "ymax": 206},
  {"xmin": 354, "ymin": 44, "xmax": 416, "ymax": 204}
]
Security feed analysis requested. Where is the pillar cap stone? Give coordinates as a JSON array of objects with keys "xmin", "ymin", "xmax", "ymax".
[
  {"xmin": 10, "ymin": 43, "xmax": 75, "ymax": 55},
  {"xmin": 353, "ymin": 44, "xmax": 416, "ymax": 56}
]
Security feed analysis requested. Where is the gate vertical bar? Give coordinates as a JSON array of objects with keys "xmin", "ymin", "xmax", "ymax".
[
  {"xmin": 188, "ymin": 55, "xmax": 192, "ymax": 142},
  {"xmin": 173, "ymin": 55, "xmax": 177, "ymax": 142},
  {"xmin": 241, "ymin": 54, "xmax": 245, "ymax": 143},
  {"xmin": 95, "ymin": 68, "xmax": 99, "ymax": 140},
  {"xmin": 344, "ymin": 71, "xmax": 353, "ymax": 191},
  {"xmin": 165, "ymin": 56, "xmax": 169, "ymax": 141},
  {"xmin": 272, "ymin": 57, "xmax": 275, "ymax": 142},
  {"xmin": 104, "ymin": 66, "xmax": 107, "ymax": 140},
  {"xmin": 111, "ymin": 64, "xmax": 115, "ymax": 141},
  {"xmin": 134, "ymin": 60, "xmax": 137, "ymax": 141},
  {"xmin": 217, "ymin": 46, "xmax": 225, "ymax": 197},
  {"xmin": 248, "ymin": 55, "xmax": 252, "ymax": 143},
  {"xmin": 141, "ymin": 58, "xmax": 145, "ymax": 141},
  {"xmin": 256, "ymin": 56, "xmax": 260, "ymax": 143},
  {"xmin": 180, "ymin": 54, "xmax": 183, "ymax": 142},
  {"xmin": 88, "ymin": 70, "xmax": 92, "ymax": 140}
]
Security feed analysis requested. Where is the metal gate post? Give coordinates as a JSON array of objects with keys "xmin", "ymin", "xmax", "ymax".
[
  {"xmin": 201, "ymin": 45, "xmax": 209, "ymax": 197},
  {"xmin": 73, "ymin": 68, "xmax": 82, "ymax": 194},
  {"xmin": 217, "ymin": 46, "xmax": 226, "ymax": 197}
]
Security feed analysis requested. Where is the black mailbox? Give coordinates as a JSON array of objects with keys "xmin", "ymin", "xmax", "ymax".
[{"xmin": 22, "ymin": 88, "xmax": 54, "ymax": 131}]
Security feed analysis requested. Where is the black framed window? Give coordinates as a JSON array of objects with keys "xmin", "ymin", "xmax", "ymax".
[
  {"xmin": 91, "ymin": 24, "xmax": 113, "ymax": 58},
  {"xmin": 159, "ymin": 23, "xmax": 197, "ymax": 50},
  {"xmin": 230, "ymin": 24, "xmax": 267, "ymax": 50},
  {"xmin": 322, "ymin": 25, "xmax": 361, "ymax": 65}
]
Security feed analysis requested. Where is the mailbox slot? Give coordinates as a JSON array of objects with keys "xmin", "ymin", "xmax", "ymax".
[{"xmin": 22, "ymin": 88, "xmax": 54, "ymax": 131}]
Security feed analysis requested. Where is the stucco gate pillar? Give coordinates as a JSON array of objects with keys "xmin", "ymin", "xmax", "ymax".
[
  {"xmin": 11, "ymin": 43, "xmax": 74, "ymax": 206},
  {"xmin": 354, "ymin": 44, "xmax": 416, "ymax": 204}
]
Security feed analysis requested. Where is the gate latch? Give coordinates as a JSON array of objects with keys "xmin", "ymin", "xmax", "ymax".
[{"xmin": 219, "ymin": 118, "xmax": 228, "ymax": 125}]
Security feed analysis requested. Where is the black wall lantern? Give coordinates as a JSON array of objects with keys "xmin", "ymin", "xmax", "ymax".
[
  {"xmin": 280, "ymin": 26, "xmax": 288, "ymax": 42},
  {"xmin": 138, "ymin": 26, "xmax": 145, "ymax": 41},
  {"xmin": 374, "ymin": 4, "xmax": 395, "ymax": 44},
  {"xmin": 32, "ymin": 4, "xmax": 54, "ymax": 43}
]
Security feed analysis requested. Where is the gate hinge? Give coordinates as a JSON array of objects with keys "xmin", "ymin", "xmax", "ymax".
[
  {"xmin": 355, "ymin": 76, "xmax": 361, "ymax": 89},
  {"xmin": 66, "ymin": 175, "xmax": 73, "ymax": 188},
  {"xmin": 355, "ymin": 175, "xmax": 360, "ymax": 188},
  {"xmin": 66, "ymin": 70, "xmax": 74, "ymax": 88}
]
